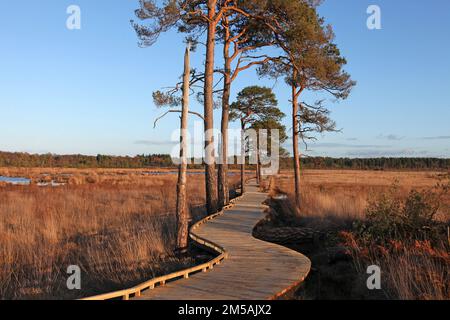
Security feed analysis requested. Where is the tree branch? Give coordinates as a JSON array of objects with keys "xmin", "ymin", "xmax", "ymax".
[{"xmin": 153, "ymin": 110, "xmax": 205, "ymax": 128}]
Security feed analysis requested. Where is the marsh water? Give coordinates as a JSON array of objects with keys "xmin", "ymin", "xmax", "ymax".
[
  {"xmin": 0, "ymin": 176, "xmax": 31, "ymax": 185},
  {"xmin": 0, "ymin": 171, "xmax": 240, "ymax": 186}
]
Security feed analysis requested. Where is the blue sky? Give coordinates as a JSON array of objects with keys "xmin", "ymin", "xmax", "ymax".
[{"xmin": 0, "ymin": 0, "xmax": 449, "ymax": 158}]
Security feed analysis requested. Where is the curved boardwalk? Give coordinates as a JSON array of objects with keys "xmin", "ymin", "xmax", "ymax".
[{"xmin": 134, "ymin": 181, "xmax": 311, "ymax": 300}]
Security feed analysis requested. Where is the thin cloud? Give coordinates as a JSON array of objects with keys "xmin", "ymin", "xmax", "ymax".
[
  {"xmin": 421, "ymin": 136, "xmax": 450, "ymax": 140},
  {"xmin": 346, "ymin": 149, "xmax": 429, "ymax": 158},
  {"xmin": 135, "ymin": 139, "xmax": 177, "ymax": 146},
  {"xmin": 284, "ymin": 141, "xmax": 392, "ymax": 150},
  {"xmin": 311, "ymin": 142, "xmax": 391, "ymax": 149},
  {"xmin": 377, "ymin": 134, "xmax": 404, "ymax": 141}
]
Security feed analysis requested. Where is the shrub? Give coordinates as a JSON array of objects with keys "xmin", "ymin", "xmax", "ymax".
[{"xmin": 354, "ymin": 181, "xmax": 449, "ymax": 246}]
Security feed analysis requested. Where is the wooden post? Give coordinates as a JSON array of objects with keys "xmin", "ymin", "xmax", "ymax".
[{"xmin": 176, "ymin": 43, "xmax": 191, "ymax": 252}]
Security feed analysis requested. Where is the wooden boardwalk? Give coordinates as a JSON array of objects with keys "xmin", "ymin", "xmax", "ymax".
[{"xmin": 134, "ymin": 181, "xmax": 311, "ymax": 300}]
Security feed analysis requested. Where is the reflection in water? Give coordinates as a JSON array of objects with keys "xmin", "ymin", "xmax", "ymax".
[{"xmin": 0, "ymin": 176, "xmax": 31, "ymax": 185}]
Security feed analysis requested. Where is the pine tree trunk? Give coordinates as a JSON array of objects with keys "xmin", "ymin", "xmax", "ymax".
[
  {"xmin": 204, "ymin": 0, "xmax": 218, "ymax": 214},
  {"xmin": 176, "ymin": 44, "xmax": 191, "ymax": 252},
  {"xmin": 292, "ymin": 83, "xmax": 301, "ymax": 216},
  {"xmin": 240, "ymin": 119, "xmax": 246, "ymax": 195},
  {"xmin": 218, "ymin": 27, "xmax": 231, "ymax": 209},
  {"xmin": 256, "ymin": 160, "xmax": 260, "ymax": 185}
]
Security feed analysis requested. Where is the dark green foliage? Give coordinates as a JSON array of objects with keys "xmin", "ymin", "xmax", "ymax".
[
  {"xmin": 132, "ymin": 0, "xmax": 202, "ymax": 47},
  {"xmin": 295, "ymin": 157, "xmax": 450, "ymax": 171},
  {"xmin": 0, "ymin": 151, "xmax": 173, "ymax": 168},
  {"xmin": 153, "ymin": 90, "xmax": 181, "ymax": 107},
  {"xmin": 354, "ymin": 182, "xmax": 450, "ymax": 245},
  {"xmin": 259, "ymin": 0, "xmax": 355, "ymax": 99},
  {"xmin": 1, "ymin": 151, "xmax": 449, "ymax": 170},
  {"xmin": 256, "ymin": 0, "xmax": 355, "ymax": 144},
  {"xmin": 230, "ymin": 86, "xmax": 284, "ymax": 126},
  {"xmin": 250, "ymin": 118, "xmax": 288, "ymax": 156}
]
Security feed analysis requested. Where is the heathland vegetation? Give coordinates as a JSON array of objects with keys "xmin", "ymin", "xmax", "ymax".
[
  {"xmin": 1, "ymin": 166, "xmax": 448, "ymax": 299},
  {"xmin": 257, "ymin": 170, "xmax": 449, "ymax": 299},
  {"xmin": 0, "ymin": 169, "xmax": 240, "ymax": 299}
]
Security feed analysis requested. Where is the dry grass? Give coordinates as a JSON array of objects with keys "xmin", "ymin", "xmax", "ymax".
[
  {"xmin": 0, "ymin": 168, "xmax": 240, "ymax": 300},
  {"xmin": 341, "ymin": 232, "xmax": 450, "ymax": 300},
  {"xmin": 269, "ymin": 169, "xmax": 450, "ymax": 300},
  {"xmin": 273, "ymin": 169, "xmax": 450, "ymax": 222},
  {"xmin": 0, "ymin": 167, "xmax": 213, "ymax": 186}
]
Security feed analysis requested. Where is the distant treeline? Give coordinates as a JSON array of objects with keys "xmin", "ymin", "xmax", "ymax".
[
  {"xmin": 0, "ymin": 152, "xmax": 173, "ymax": 168},
  {"xmin": 0, "ymin": 151, "xmax": 449, "ymax": 170},
  {"xmin": 296, "ymin": 157, "xmax": 450, "ymax": 170}
]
